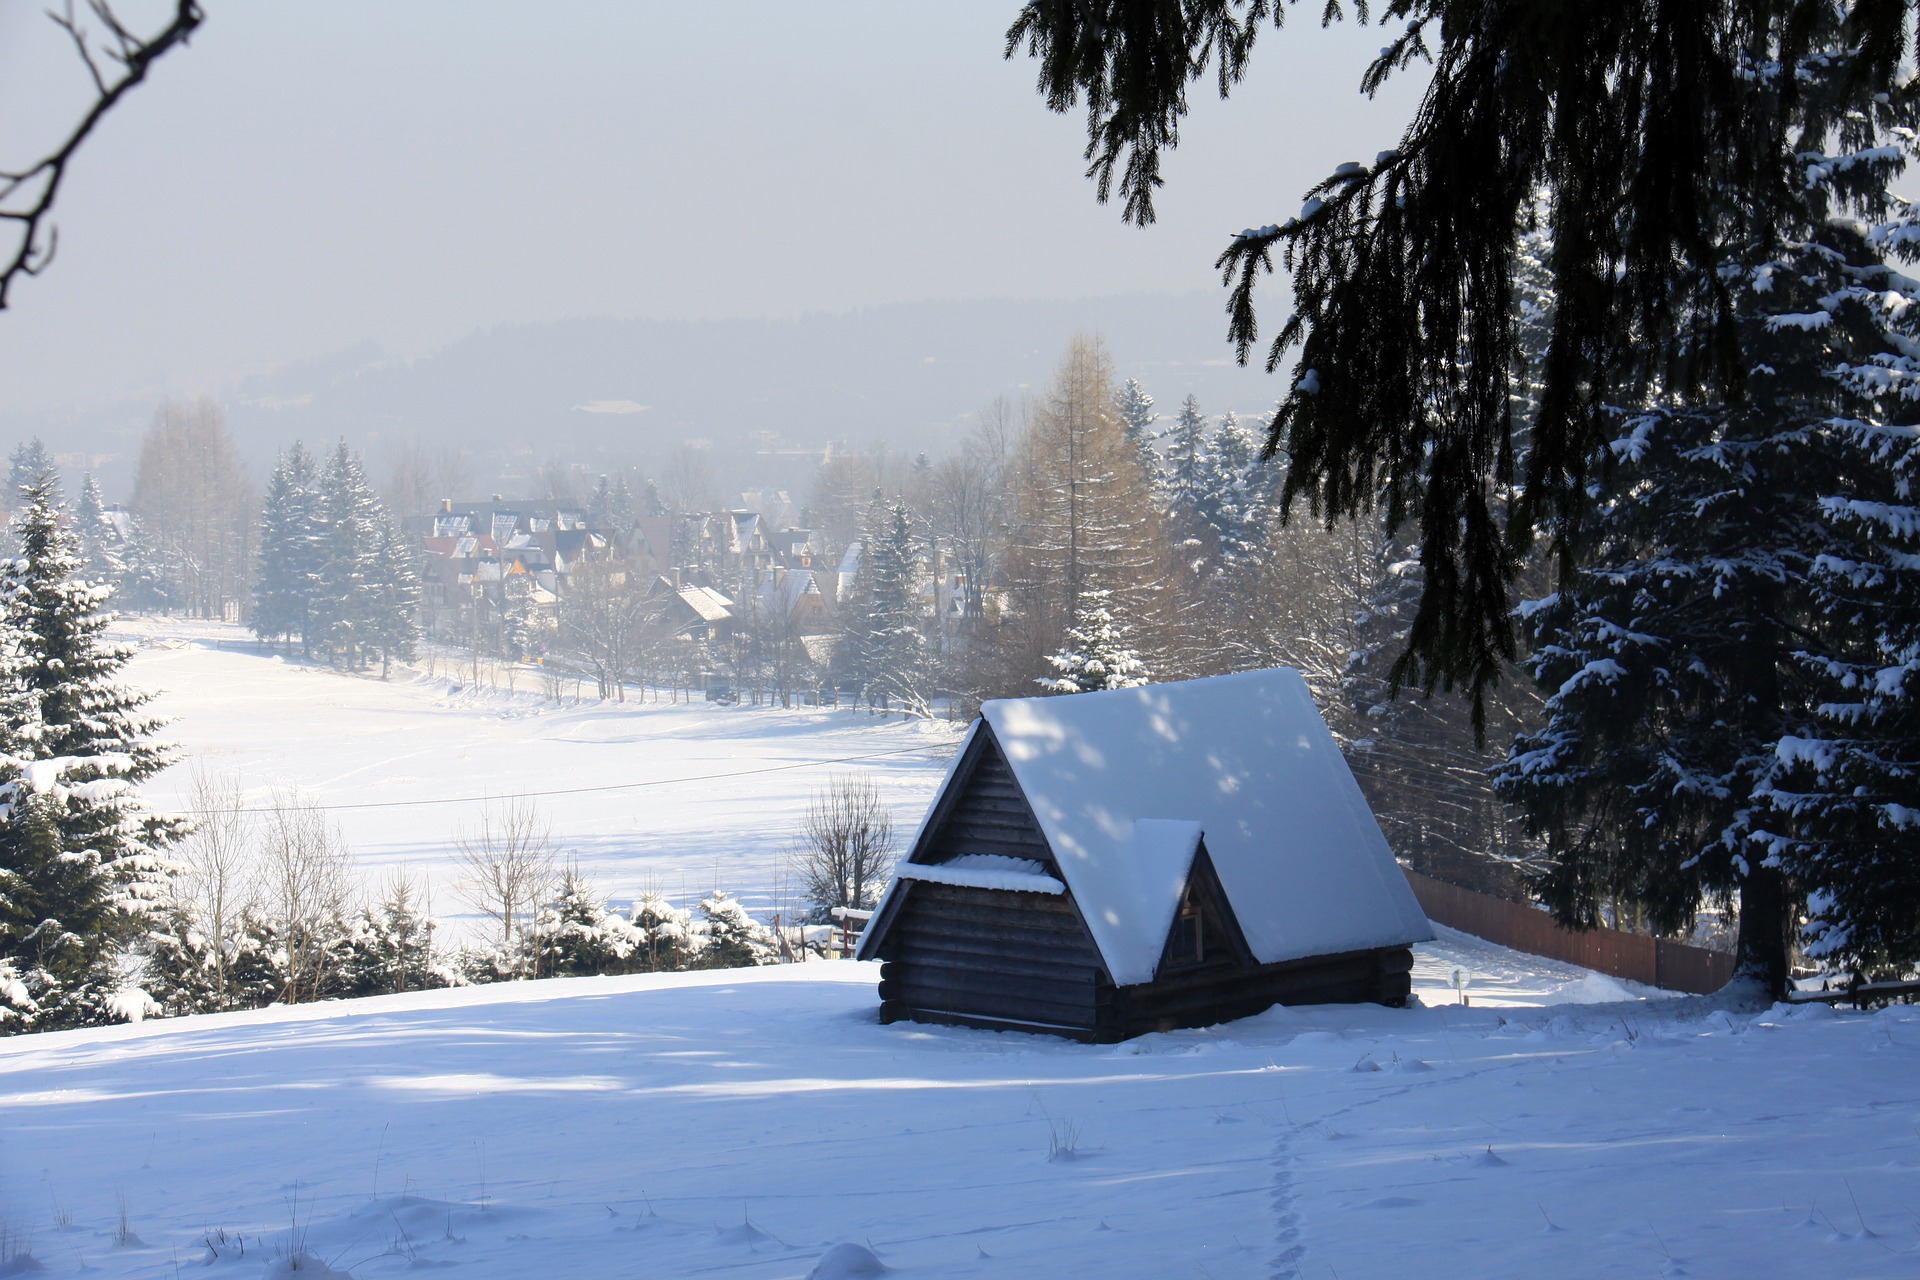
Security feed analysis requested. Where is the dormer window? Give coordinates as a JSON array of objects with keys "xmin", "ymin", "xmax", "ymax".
[{"xmin": 1167, "ymin": 888, "xmax": 1205, "ymax": 968}]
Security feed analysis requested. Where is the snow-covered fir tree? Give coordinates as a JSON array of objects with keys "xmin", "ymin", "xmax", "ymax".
[
  {"xmin": 1496, "ymin": 35, "xmax": 1919, "ymax": 993},
  {"xmin": 6, "ymin": 438, "xmax": 54, "ymax": 498},
  {"xmin": 1163, "ymin": 394, "xmax": 1209, "ymax": 537},
  {"xmin": 1039, "ymin": 588, "xmax": 1149, "ymax": 694},
  {"xmin": 73, "ymin": 474, "xmax": 124, "ymax": 588},
  {"xmin": 363, "ymin": 514, "xmax": 422, "ymax": 678},
  {"xmin": 631, "ymin": 892, "xmax": 694, "ymax": 972},
  {"xmin": 695, "ymin": 890, "xmax": 776, "ymax": 968},
  {"xmin": 861, "ymin": 501, "xmax": 931, "ymax": 713},
  {"xmin": 344, "ymin": 876, "xmax": 446, "ymax": 995},
  {"xmin": 1115, "ymin": 378, "xmax": 1162, "ymax": 494},
  {"xmin": 531, "ymin": 867, "xmax": 640, "ymax": 977},
  {"xmin": 310, "ymin": 443, "xmax": 419, "ymax": 674},
  {"xmin": 253, "ymin": 442, "xmax": 326, "ymax": 654},
  {"xmin": 1756, "ymin": 171, "xmax": 1920, "ymax": 977},
  {"xmin": 589, "ymin": 474, "xmax": 637, "ymax": 539},
  {"xmin": 0, "ymin": 476, "xmax": 185, "ymax": 1030},
  {"xmin": 1193, "ymin": 411, "xmax": 1268, "ymax": 574}
]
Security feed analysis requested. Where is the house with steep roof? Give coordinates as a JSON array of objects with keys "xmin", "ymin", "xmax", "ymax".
[{"xmin": 857, "ymin": 669, "xmax": 1433, "ymax": 1041}]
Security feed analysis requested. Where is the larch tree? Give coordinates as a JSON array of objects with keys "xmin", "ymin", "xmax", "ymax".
[
  {"xmin": 1003, "ymin": 335, "xmax": 1167, "ymax": 685},
  {"xmin": 131, "ymin": 397, "xmax": 254, "ymax": 620}
]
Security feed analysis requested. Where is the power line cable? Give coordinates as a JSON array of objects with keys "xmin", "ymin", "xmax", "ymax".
[{"xmin": 188, "ymin": 742, "xmax": 950, "ymax": 816}]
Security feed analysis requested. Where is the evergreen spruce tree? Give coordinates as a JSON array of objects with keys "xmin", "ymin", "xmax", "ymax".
[
  {"xmin": 1039, "ymin": 588, "xmax": 1149, "ymax": 694},
  {"xmin": 694, "ymin": 890, "xmax": 775, "ymax": 968},
  {"xmin": 1115, "ymin": 378, "xmax": 1162, "ymax": 492},
  {"xmin": 862, "ymin": 501, "xmax": 931, "ymax": 713},
  {"xmin": 1164, "ymin": 395, "xmax": 1209, "ymax": 533},
  {"xmin": 631, "ymin": 892, "xmax": 694, "ymax": 972},
  {"xmin": 532, "ymin": 868, "xmax": 639, "ymax": 977},
  {"xmin": 253, "ymin": 443, "xmax": 326, "ymax": 654},
  {"xmin": 0, "ymin": 476, "xmax": 184, "ymax": 1029},
  {"xmin": 74, "ymin": 474, "xmax": 124, "ymax": 588},
  {"xmin": 363, "ymin": 512, "xmax": 422, "ymax": 678},
  {"xmin": 1756, "ymin": 178, "xmax": 1920, "ymax": 977},
  {"xmin": 309, "ymin": 443, "xmax": 415, "ymax": 672},
  {"xmin": 1494, "ymin": 45, "xmax": 1918, "ymax": 993},
  {"xmin": 1191, "ymin": 411, "xmax": 1266, "ymax": 573},
  {"xmin": 344, "ymin": 878, "xmax": 444, "ymax": 995},
  {"xmin": 6, "ymin": 438, "xmax": 55, "ymax": 498},
  {"xmin": 114, "ymin": 513, "xmax": 174, "ymax": 614}
]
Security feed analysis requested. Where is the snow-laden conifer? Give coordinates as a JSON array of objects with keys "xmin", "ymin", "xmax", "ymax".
[
  {"xmin": 631, "ymin": 892, "xmax": 694, "ymax": 972},
  {"xmin": 1039, "ymin": 588, "xmax": 1149, "ymax": 694},
  {"xmin": 0, "ymin": 475, "xmax": 185, "ymax": 1029},
  {"xmin": 531, "ymin": 867, "xmax": 640, "ymax": 977},
  {"xmin": 253, "ymin": 442, "xmax": 325, "ymax": 653},
  {"xmin": 1496, "ymin": 41, "xmax": 1920, "ymax": 993},
  {"xmin": 695, "ymin": 890, "xmax": 776, "ymax": 968}
]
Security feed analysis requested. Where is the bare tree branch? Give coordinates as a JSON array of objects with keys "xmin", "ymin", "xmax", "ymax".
[{"xmin": 1, "ymin": 0, "xmax": 203, "ymax": 311}]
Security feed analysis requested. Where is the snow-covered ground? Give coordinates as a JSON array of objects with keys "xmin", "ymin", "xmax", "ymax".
[
  {"xmin": 118, "ymin": 619, "xmax": 963, "ymax": 934},
  {"xmin": 4, "ymin": 618, "xmax": 1913, "ymax": 1277},
  {"xmin": 2, "ymin": 927, "xmax": 1914, "ymax": 1279}
]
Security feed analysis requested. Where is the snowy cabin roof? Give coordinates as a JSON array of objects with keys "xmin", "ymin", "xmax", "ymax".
[{"xmin": 862, "ymin": 668, "xmax": 1432, "ymax": 985}]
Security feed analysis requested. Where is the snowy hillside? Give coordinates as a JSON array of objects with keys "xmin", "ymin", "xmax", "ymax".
[
  {"xmin": 119, "ymin": 620, "xmax": 962, "ymax": 933},
  {"xmin": 1, "ymin": 929, "xmax": 1913, "ymax": 1278}
]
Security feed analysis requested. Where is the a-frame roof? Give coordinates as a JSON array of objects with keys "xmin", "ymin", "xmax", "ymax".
[{"xmin": 864, "ymin": 668, "xmax": 1431, "ymax": 985}]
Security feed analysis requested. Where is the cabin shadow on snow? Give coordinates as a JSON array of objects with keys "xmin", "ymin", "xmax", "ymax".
[{"xmin": 858, "ymin": 669, "xmax": 1434, "ymax": 1042}]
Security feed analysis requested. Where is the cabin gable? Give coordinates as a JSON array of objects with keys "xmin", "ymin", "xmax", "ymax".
[{"xmin": 912, "ymin": 723, "xmax": 1053, "ymax": 869}]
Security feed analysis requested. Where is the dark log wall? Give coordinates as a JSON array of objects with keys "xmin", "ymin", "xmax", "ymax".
[
  {"xmin": 877, "ymin": 882, "xmax": 1108, "ymax": 1037},
  {"xmin": 1114, "ymin": 946, "xmax": 1415, "ymax": 1039},
  {"xmin": 919, "ymin": 738, "xmax": 1053, "ymax": 866}
]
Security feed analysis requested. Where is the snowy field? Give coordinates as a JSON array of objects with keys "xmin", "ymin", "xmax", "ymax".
[
  {"xmin": 117, "ymin": 619, "xmax": 963, "ymax": 933},
  {"xmin": 1, "ymin": 928, "xmax": 1914, "ymax": 1279}
]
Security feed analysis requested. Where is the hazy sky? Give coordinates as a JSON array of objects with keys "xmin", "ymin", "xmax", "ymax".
[{"xmin": 0, "ymin": 2, "xmax": 1425, "ymax": 416}]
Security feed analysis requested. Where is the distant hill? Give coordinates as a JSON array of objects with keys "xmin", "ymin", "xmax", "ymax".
[{"xmin": 16, "ymin": 291, "xmax": 1291, "ymax": 495}]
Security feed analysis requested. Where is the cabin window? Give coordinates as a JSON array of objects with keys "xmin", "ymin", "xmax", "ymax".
[{"xmin": 1167, "ymin": 890, "xmax": 1205, "ymax": 968}]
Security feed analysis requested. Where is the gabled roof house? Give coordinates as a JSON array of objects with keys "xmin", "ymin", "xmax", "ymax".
[{"xmin": 857, "ymin": 669, "xmax": 1433, "ymax": 1041}]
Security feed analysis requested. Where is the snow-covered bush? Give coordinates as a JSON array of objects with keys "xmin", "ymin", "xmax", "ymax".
[
  {"xmin": 631, "ymin": 892, "xmax": 695, "ymax": 972},
  {"xmin": 530, "ymin": 868, "xmax": 640, "ymax": 977},
  {"xmin": 694, "ymin": 891, "xmax": 777, "ymax": 969}
]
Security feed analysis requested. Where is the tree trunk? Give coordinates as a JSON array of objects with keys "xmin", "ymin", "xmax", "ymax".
[{"xmin": 1732, "ymin": 863, "xmax": 1792, "ymax": 1000}]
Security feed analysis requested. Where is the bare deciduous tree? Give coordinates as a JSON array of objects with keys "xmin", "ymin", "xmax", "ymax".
[
  {"xmin": 559, "ymin": 558, "xmax": 654, "ymax": 701},
  {"xmin": 793, "ymin": 774, "xmax": 895, "ymax": 922},
  {"xmin": 131, "ymin": 396, "xmax": 255, "ymax": 619},
  {"xmin": 254, "ymin": 790, "xmax": 354, "ymax": 1004},
  {"xmin": 1, "ymin": 1, "xmax": 202, "ymax": 311},
  {"xmin": 179, "ymin": 768, "xmax": 254, "ymax": 1007},
  {"xmin": 454, "ymin": 796, "xmax": 557, "ymax": 949}
]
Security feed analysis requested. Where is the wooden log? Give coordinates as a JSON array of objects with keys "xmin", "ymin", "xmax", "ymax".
[
  {"xmin": 889, "ymin": 941, "xmax": 1105, "ymax": 984},
  {"xmin": 897, "ymin": 920, "xmax": 1100, "ymax": 962},
  {"xmin": 884, "ymin": 977, "xmax": 1097, "ymax": 1028}
]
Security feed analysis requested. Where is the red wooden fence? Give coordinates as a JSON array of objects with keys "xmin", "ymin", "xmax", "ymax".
[{"xmin": 1401, "ymin": 868, "xmax": 1735, "ymax": 995}]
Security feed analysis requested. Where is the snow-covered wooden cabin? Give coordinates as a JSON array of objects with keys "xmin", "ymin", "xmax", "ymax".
[{"xmin": 856, "ymin": 669, "xmax": 1433, "ymax": 1042}]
